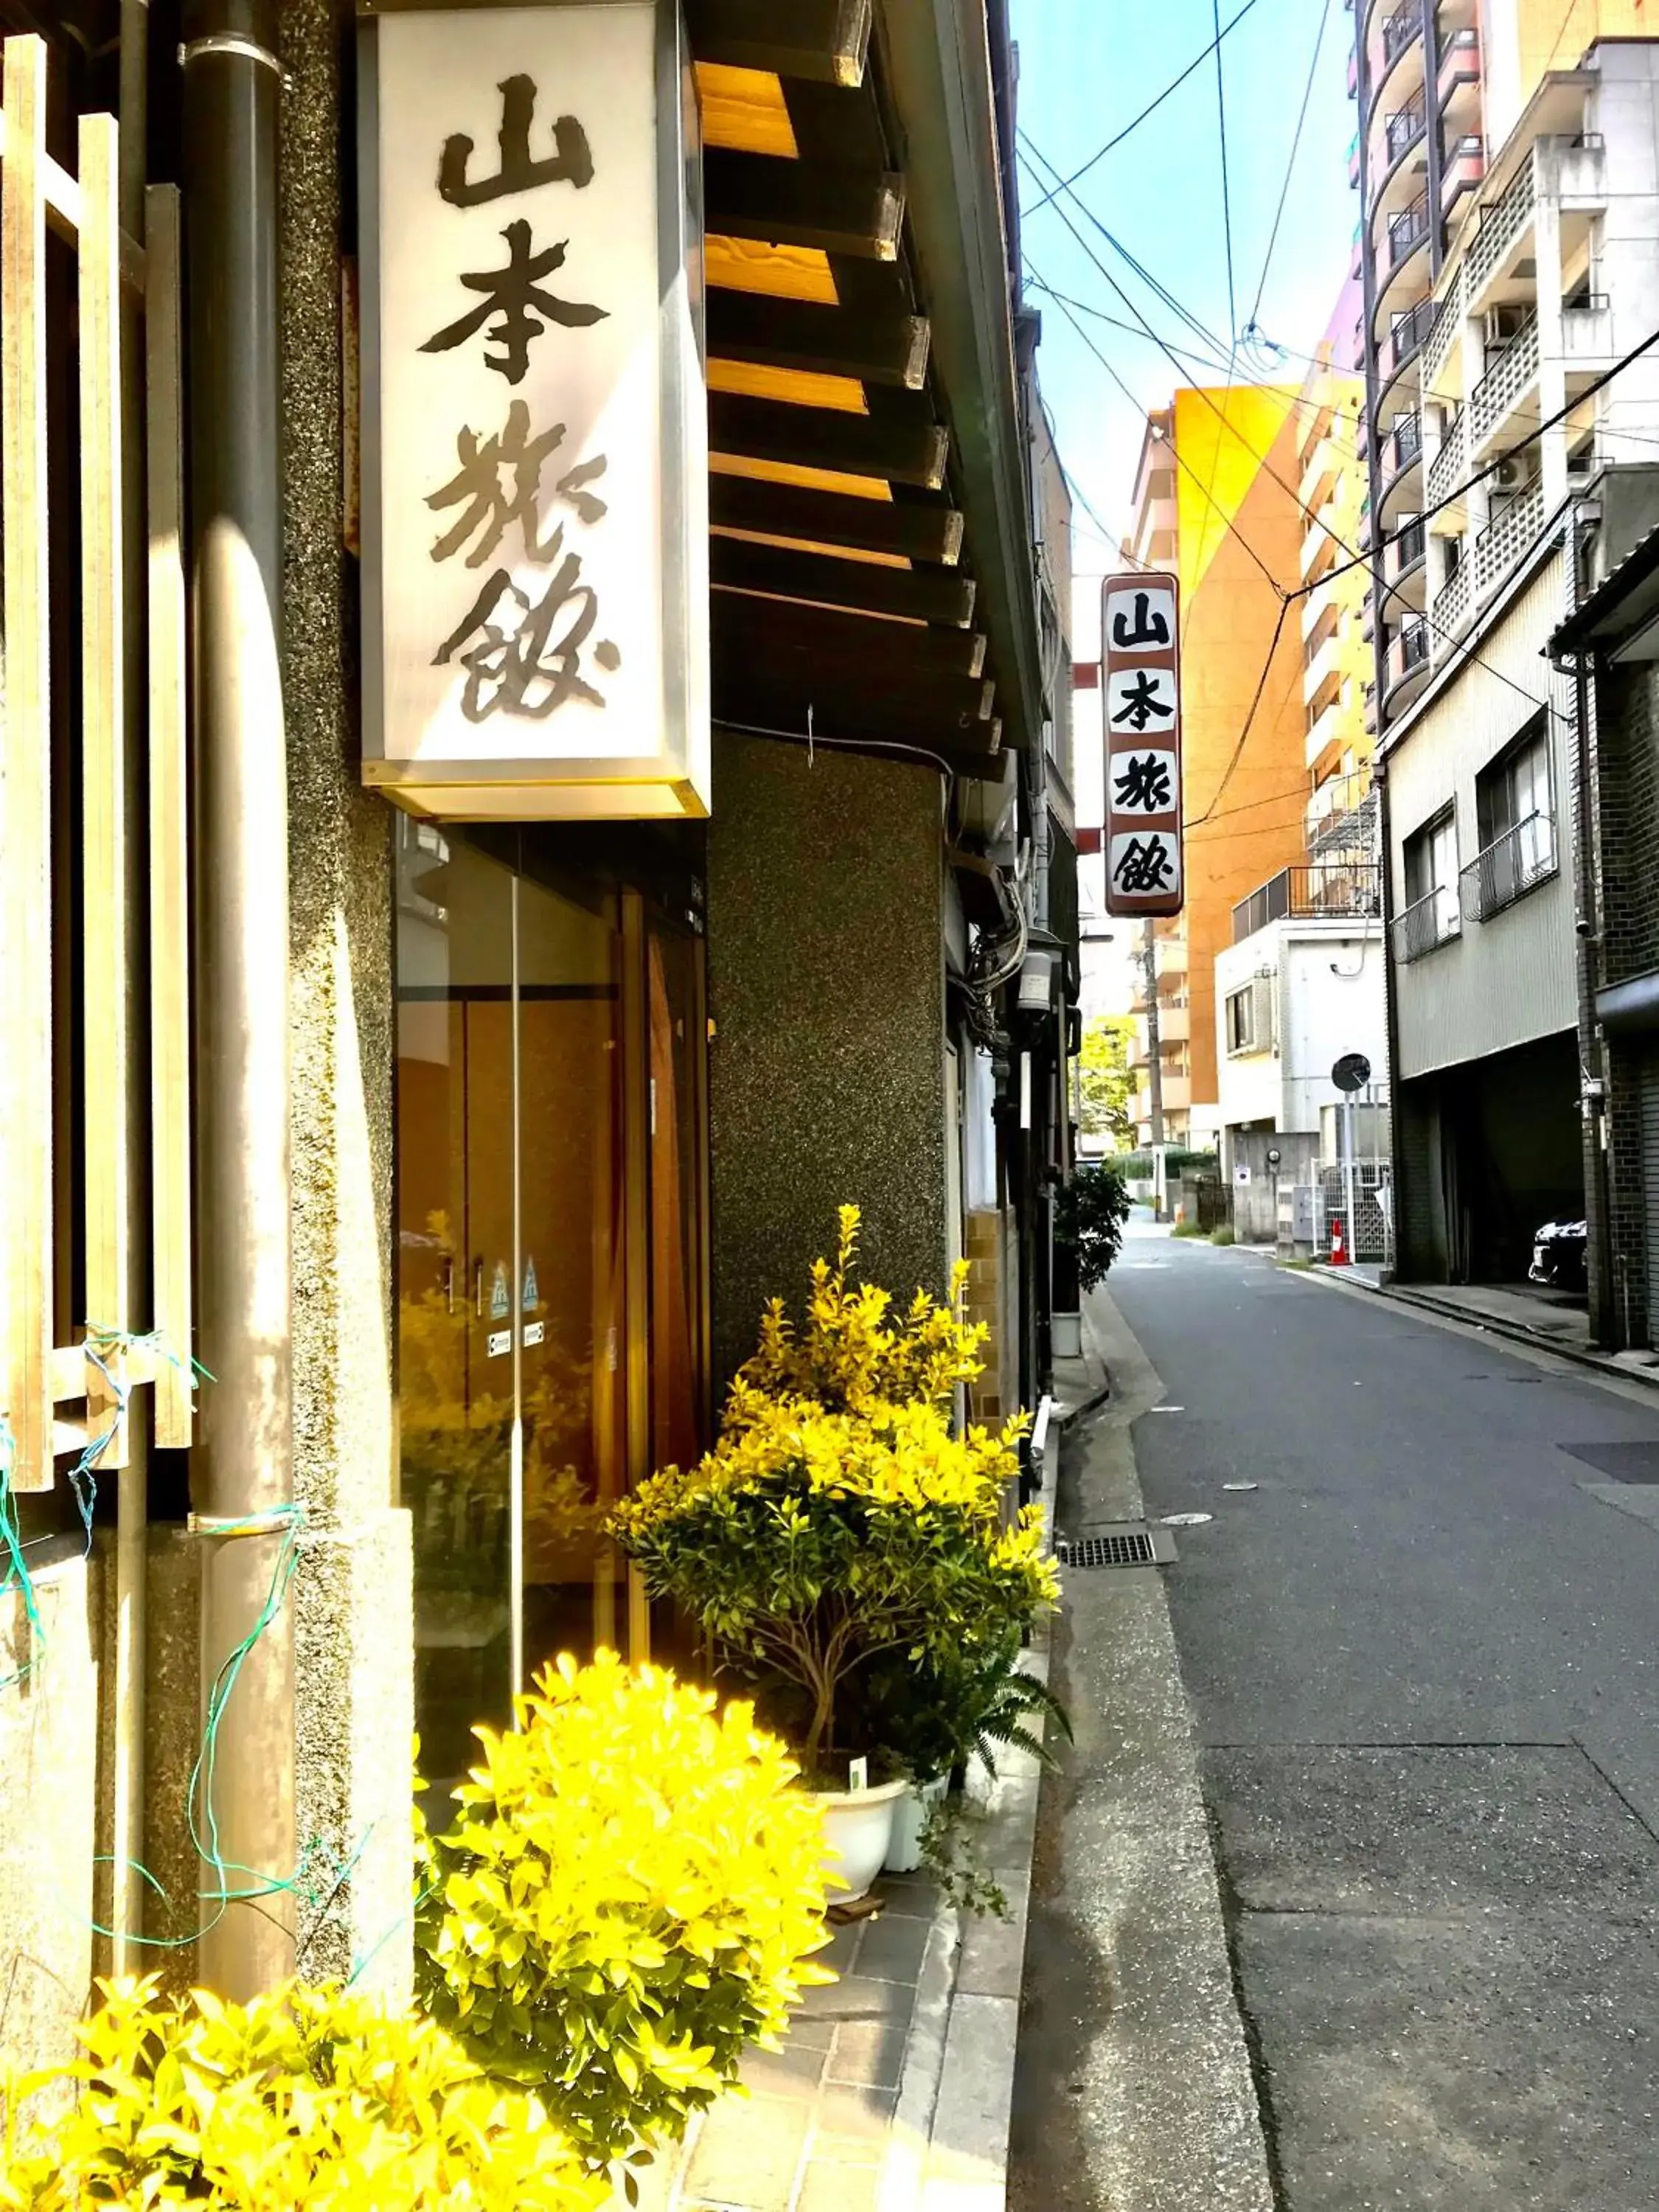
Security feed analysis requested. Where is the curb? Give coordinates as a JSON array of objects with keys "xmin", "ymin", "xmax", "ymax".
[
  {"xmin": 1310, "ymin": 1263, "xmax": 1659, "ymax": 1392},
  {"xmin": 880, "ymin": 1361, "xmax": 1099, "ymax": 2211}
]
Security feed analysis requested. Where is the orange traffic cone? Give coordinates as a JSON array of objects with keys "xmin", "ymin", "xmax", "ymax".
[{"xmin": 1330, "ymin": 1215, "xmax": 1349, "ymax": 1267}]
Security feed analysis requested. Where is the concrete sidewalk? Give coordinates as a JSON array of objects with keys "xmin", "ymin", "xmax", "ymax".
[{"xmin": 1316, "ymin": 1260, "xmax": 1659, "ymax": 1386}]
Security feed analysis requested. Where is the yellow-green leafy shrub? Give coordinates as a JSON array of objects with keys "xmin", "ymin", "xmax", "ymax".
[
  {"xmin": 0, "ymin": 1976, "xmax": 602, "ymax": 2212},
  {"xmin": 416, "ymin": 1650, "xmax": 832, "ymax": 2167},
  {"xmin": 612, "ymin": 1209, "xmax": 1057, "ymax": 1773}
]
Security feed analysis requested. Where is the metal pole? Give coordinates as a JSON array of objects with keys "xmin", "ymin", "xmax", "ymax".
[
  {"xmin": 183, "ymin": 0, "xmax": 295, "ymax": 1999},
  {"xmin": 1343, "ymin": 1096, "xmax": 1357, "ymax": 1264},
  {"xmin": 110, "ymin": 0, "xmax": 150, "ymax": 1980}
]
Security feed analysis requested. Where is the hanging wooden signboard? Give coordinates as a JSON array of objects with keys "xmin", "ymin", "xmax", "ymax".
[{"xmin": 1101, "ymin": 571, "xmax": 1183, "ymax": 918}]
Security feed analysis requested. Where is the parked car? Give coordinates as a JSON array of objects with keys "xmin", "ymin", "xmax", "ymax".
[{"xmin": 1528, "ymin": 1219, "xmax": 1587, "ymax": 1291}]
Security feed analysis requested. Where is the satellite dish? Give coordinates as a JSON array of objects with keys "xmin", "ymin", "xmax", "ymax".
[{"xmin": 1332, "ymin": 1052, "xmax": 1371, "ymax": 1094}]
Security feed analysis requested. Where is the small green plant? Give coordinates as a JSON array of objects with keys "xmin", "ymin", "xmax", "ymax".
[
  {"xmin": 1210, "ymin": 1225, "xmax": 1237, "ymax": 1246},
  {"xmin": 846, "ymin": 1624, "xmax": 1072, "ymax": 1789},
  {"xmin": 919, "ymin": 1795, "xmax": 1009, "ymax": 1920},
  {"xmin": 416, "ymin": 1651, "xmax": 833, "ymax": 2170},
  {"xmin": 0, "ymin": 1977, "xmax": 601, "ymax": 2211},
  {"xmin": 1171, "ymin": 1218, "xmax": 1206, "ymax": 1237},
  {"xmin": 1054, "ymin": 1164, "xmax": 1133, "ymax": 1291}
]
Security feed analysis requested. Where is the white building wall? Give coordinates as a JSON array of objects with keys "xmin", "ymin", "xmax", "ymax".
[{"xmin": 1216, "ymin": 918, "xmax": 1388, "ymax": 1134}]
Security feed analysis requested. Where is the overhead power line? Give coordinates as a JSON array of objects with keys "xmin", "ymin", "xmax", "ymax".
[
  {"xmin": 1211, "ymin": 0, "xmax": 1239, "ymax": 348},
  {"xmin": 1246, "ymin": 0, "xmax": 1332, "ymax": 341},
  {"xmin": 1021, "ymin": 0, "xmax": 1269, "ymax": 217}
]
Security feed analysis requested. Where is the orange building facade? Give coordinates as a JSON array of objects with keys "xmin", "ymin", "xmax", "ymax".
[{"xmin": 1122, "ymin": 388, "xmax": 1311, "ymax": 1143}]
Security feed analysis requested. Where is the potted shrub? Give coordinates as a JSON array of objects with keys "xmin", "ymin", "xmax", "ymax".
[
  {"xmin": 415, "ymin": 1650, "xmax": 832, "ymax": 2170},
  {"xmin": 611, "ymin": 1210, "xmax": 1057, "ymax": 1901}
]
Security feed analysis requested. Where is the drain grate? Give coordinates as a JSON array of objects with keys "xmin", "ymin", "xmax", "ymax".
[{"xmin": 1057, "ymin": 1522, "xmax": 1177, "ymax": 1569}]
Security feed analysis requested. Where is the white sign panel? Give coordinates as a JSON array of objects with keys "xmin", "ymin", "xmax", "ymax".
[
  {"xmin": 360, "ymin": 1, "xmax": 709, "ymax": 819},
  {"xmin": 1102, "ymin": 571, "xmax": 1183, "ymax": 917}
]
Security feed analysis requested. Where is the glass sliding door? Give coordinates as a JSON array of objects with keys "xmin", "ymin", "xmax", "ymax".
[
  {"xmin": 396, "ymin": 824, "xmax": 709, "ymax": 1783},
  {"xmin": 516, "ymin": 873, "xmax": 628, "ymax": 1671},
  {"xmin": 395, "ymin": 828, "xmax": 517, "ymax": 1794}
]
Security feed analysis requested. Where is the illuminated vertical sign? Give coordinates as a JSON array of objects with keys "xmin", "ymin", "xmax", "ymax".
[
  {"xmin": 1102, "ymin": 571, "xmax": 1182, "ymax": 917},
  {"xmin": 358, "ymin": 0, "xmax": 709, "ymax": 821}
]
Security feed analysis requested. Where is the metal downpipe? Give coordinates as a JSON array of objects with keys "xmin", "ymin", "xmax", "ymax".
[{"xmin": 182, "ymin": 0, "xmax": 295, "ymax": 1998}]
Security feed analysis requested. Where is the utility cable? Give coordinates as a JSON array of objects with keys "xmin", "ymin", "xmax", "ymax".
[
  {"xmin": 1021, "ymin": 0, "xmax": 1268, "ymax": 216},
  {"xmin": 1211, "ymin": 0, "xmax": 1239, "ymax": 349},
  {"xmin": 1029, "ymin": 257, "xmax": 1288, "ymax": 598},
  {"xmin": 1245, "ymin": 0, "xmax": 1332, "ymax": 341}
]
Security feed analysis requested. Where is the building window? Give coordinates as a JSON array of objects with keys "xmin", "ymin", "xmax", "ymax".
[
  {"xmin": 1464, "ymin": 714, "xmax": 1556, "ymax": 919},
  {"xmin": 1225, "ymin": 978, "xmax": 1273, "ymax": 1057},
  {"xmin": 1396, "ymin": 806, "xmax": 1460, "ymax": 961}
]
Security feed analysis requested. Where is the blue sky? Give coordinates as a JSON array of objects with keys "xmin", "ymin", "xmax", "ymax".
[{"xmin": 1012, "ymin": 0, "xmax": 1360, "ymax": 631}]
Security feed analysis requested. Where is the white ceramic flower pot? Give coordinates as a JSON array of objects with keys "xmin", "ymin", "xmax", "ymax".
[
  {"xmin": 884, "ymin": 1773, "xmax": 950, "ymax": 1874},
  {"xmin": 812, "ymin": 1777, "xmax": 908, "ymax": 1903}
]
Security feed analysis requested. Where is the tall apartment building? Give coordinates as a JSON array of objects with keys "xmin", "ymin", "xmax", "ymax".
[
  {"xmin": 1120, "ymin": 388, "xmax": 1309, "ymax": 1147},
  {"xmin": 1299, "ymin": 291, "xmax": 1374, "ymax": 864},
  {"xmin": 1380, "ymin": 41, "xmax": 1659, "ymax": 1301},
  {"xmin": 1352, "ymin": 0, "xmax": 1651, "ymax": 737}
]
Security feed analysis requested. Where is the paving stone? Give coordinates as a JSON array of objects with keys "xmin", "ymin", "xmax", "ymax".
[
  {"xmin": 873, "ymin": 1874, "xmax": 940, "ymax": 1919},
  {"xmin": 827, "ymin": 2010, "xmax": 910, "ymax": 2090},
  {"xmin": 684, "ymin": 2093, "xmax": 809, "ymax": 2210},
  {"xmin": 956, "ymin": 1892, "xmax": 1029, "ymax": 2002},
  {"xmin": 815, "ymin": 1919, "xmax": 866, "ymax": 1978},
  {"xmin": 796, "ymin": 2156, "xmax": 883, "ymax": 2212},
  {"xmin": 804, "ymin": 1972, "xmax": 905, "ymax": 2026},
  {"xmin": 855, "ymin": 1908, "xmax": 932, "ymax": 1986},
  {"xmin": 740, "ymin": 2036, "xmax": 830, "ymax": 2096},
  {"xmin": 815, "ymin": 2081, "xmax": 900, "ymax": 2143}
]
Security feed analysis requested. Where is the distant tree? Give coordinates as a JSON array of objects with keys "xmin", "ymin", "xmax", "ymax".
[{"xmin": 1077, "ymin": 1015, "xmax": 1138, "ymax": 1149}]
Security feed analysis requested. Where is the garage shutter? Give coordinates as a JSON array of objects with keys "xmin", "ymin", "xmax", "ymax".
[{"xmin": 1641, "ymin": 1052, "xmax": 1659, "ymax": 1348}]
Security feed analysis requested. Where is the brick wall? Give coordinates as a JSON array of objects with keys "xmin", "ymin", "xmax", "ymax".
[{"xmin": 1592, "ymin": 661, "xmax": 1659, "ymax": 1346}]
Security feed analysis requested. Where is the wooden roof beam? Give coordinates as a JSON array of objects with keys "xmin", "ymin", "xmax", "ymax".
[
  {"xmin": 711, "ymin": 591, "xmax": 987, "ymax": 677},
  {"xmin": 705, "ymin": 149, "xmax": 903, "ymax": 261},
  {"xmin": 710, "ymin": 536, "xmax": 976, "ymax": 625},
  {"xmin": 685, "ymin": 0, "xmax": 872, "ymax": 87},
  {"xmin": 707, "ymin": 289, "xmax": 928, "ymax": 389},
  {"xmin": 709, "ymin": 390, "xmax": 947, "ymax": 488},
  {"xmin": 711, "ymin": 472, "xmax": 961, "ymax": 562}
]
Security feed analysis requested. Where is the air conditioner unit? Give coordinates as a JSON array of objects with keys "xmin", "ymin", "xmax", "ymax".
[
  {"xmin": 1492, "ymin": 456, "xmax": 1530, "ymax": 490},
  {"xmin": 1486, "ymin": 304, "xmax": 1528, "ymax": 345}
]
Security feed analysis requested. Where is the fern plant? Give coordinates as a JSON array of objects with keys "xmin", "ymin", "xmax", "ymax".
[{"xmin": 964, "ymin": 1633, "xmax": 1074, "ymax": 1778}]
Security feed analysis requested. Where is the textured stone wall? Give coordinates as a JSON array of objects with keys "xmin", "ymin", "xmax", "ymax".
[
  {"xmin": 706, "ymin": 732, "xmax": 948, "ymax": 1389},
  {"xmin": 1595, "ymin": 660, "xmax": 1659, "ymax": 1346},
  {"xmin": 278, "ymin": 0, "xmax": 413, "ymax": 1998}
]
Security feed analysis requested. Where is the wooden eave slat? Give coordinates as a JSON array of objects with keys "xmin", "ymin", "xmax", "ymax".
[
  {"xmin": 685, "ymin": 0, "xmax": 872, "ymax": 87},
  {"xmin": 704, "ymin": 147, "xmax": 903, "ymax": 261},
  {"xmin": 709, "ymin": 389, "xmax": 946, "ymax": 487},
  {"xmin": 781, "ymin": 78, "xmax": 892, "ymax": 170},
  {"xmin": 716, "ymin": 661, "xmax": 1003, "ymax": 759},
  {"xmin": 710, "ymin": 535, "xmax": 975, "ymax": 624},
  {"xmin": 711, "ymin": 590, "xmax": 986, "ymax": 676},
  {"xmin": 706, "ymin": 288, "xmax": 928, "ymax": 389},
  {"xmin": 714, "ymin": 642, "xmax": 994, "ymax": 730},
  {"xmin": 710, "ymin": 470, "xmax": 961, "ymax": 561}
]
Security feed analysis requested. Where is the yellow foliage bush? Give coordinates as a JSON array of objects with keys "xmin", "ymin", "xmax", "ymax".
[
  {"xmin": 0, "ymin": 1977, "xmax": 602, "ymax": 2212},
  {"xmin": 417, "ymin": 1650, "xmax": 832, "ymax": 2167}
]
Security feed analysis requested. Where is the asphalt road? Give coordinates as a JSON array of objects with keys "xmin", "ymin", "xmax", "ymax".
[{"xmin": 1097, "ymin": 1222, "xmax": 1659, "ymax": 2210}]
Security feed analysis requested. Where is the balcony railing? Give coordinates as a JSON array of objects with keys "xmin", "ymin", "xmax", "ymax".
[
  {"xmin": 1474, "ymin": 479, "xmax": 1543, "ymax": 596},
  {"xmin": 1385, "ymin": 91, "xmax": 1427, "ymax": 164},
  {"xmin": 1392, "ymin": 884, "xmax": 1459, "ymax": 962},
  {"xmin": 1388, "ymin": 617, "xmax": 1430, "ymax": 693},
  {"xmin": 1469, "ymin": 314, "xmax": 1537, "ymax": 445},
  {"xmin": 1437, "ymin": 25, "xmax": 1480, "ymax": 91},
  {"xmin": 1426, "ymin": 406, "xmax": 1465, "ymax": 504},
  {"xmin": 1393, "ymin": 518, "xmax": 1426, "ymax": 576},
  {"xmin": 1435, "ymin": 554, "xmax": 1472, "ymax": 644},
  {"xmin": 1392, "ymin": 411, "xmax": 1422, "ymax": 469},
  {"xmin": 1385, "ymin": 297, "xmax": 1439, "ymax": 380},
  {"xmin": 1458, "ymin": 812, "xmax": 1557, "ymax": 921},
  {"xmin": 1388, "ymin": 193, "xmax": 1431, "ymax": 269},
  {"xmin": 1380, "ymin": 8, "xmax": 1419, "ymax": 69},
  {"xmin": 1231, "ymin": 864, "xmax": 1382, "ymax": 945},
  {"xmin": 1467, "ymin": 153, "xmax": 1535, "ymax": 294}
]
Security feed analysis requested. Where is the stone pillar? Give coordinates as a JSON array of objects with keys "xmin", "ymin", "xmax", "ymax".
[
  {"xmin": 706, "ymin": 731, "xmax": 949, "ymax": 1390},
  {"xmin": 278, "ymin": 0, "xmax": 413, "ymax": 1999}
]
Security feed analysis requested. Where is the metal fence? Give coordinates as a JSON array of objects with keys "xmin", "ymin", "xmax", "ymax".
[
  {"xmin": 1231, "ymin": 863, "xmax": 1382, "ymax": 945},
  {"xmin": 1320, "ymin": 1163, "xmax": 1393, "ymax": 1263},
  {"xmin": 1458, "ymin": 811, "xmax": 1557, "ymax": 922}
]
